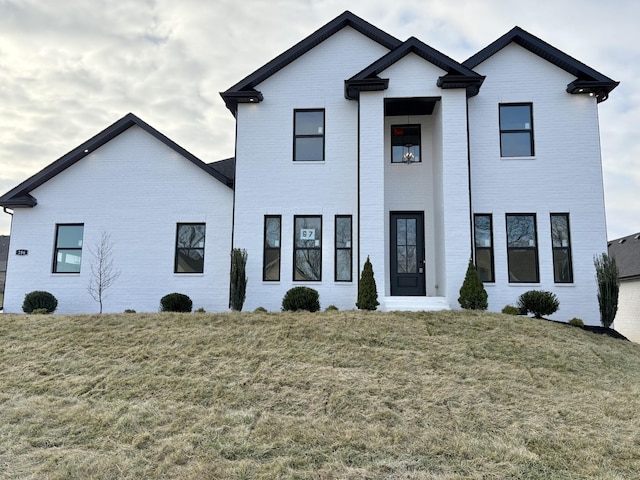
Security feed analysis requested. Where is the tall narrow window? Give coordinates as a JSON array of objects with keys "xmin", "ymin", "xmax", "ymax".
[
  {"xmin": 506, "ymin": 214, "xmax": 539, "ymax": 283},
  {"xmin": 53, "ymin": 224, "xmax": 84, "ymax": 273},
  {"xmin": 474, "ymin": 214, "xmax": 494, "ymax": 282},
  {"xmin": 335, "ymin": 215, "xmax": 352, "ymax": 282},
  {"xmin": 391, "ymin": 125, "xmax": 421, "ymax": 163},
  {"xmin": 294, "ymin": 215, "xmax": 321, "ymax": 281},
  {"xmin": 500, "ymin": 104, "xmax": 534, "ymax": 157},
  {"xmin": 551, "ymin": 213, "xmax": 573, "ymax": 283},
  {"xmin": 294, "ymin": 109, "xmax": 324, "ymax": 161},
  {"xmin": 175, "ymin": 223, "xmax": 205, "ymax": 273},
  {"xmin": 263, "ymin": 215, "xmax": 281, "ymax": 281}
]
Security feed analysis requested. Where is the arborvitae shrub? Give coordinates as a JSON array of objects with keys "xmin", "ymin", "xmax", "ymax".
[
  {"xmin": 502, "ymin": 305, "xmax": 520, "ymax": 315},
  {"xmin": 282, "ymin": 286, "xmax": 320, "ymax": 312},
  {"xmin": 594, "ymin": 253, "xmax": 619, "ymax": 328},
  {"xmin": 569, "ymin": 317, "xmax": 584, "ymax": 327},
  {"xmin": 230, "ymin": 248, "xmax": 248, "ymax": 311},
  {"xmin": 22, "ymin": 291, "xmax": 58, "ymax": 314},
  {"xmin": 517, "ymin": 290, "xmax": 559, "ymax": 319},
  {"xmin": 160, "ymin": 293, "xmax": 193, "ymax": 312},
  {"xmin": 357, "ymin": 256, "xmax": 379, "ymax": 311},
  {"xmin": 458, "ymin": 259, "xmax": 488, "ymax": 310}
]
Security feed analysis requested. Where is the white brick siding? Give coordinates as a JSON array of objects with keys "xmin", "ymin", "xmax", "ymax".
[
  {"xmin": 614, "ymin": 279, "xmax": 640, "ymax": 342},
  {"xmin": 4, "ymin": 126, "xmax": 233, "ymax": 313}
]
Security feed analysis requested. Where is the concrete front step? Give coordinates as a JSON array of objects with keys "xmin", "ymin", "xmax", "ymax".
[{"xmin": 381, "ymin": 296, "xmax": 450, "ymax": 312}]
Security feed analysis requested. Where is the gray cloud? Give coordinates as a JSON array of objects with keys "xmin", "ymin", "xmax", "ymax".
[{"xmin": 0, "ymin": 0, "xmax": 638, "ymax": 239}]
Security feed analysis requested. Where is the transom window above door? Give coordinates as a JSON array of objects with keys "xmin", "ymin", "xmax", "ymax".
[{"xmin": 391, "ymin": 124, "xmax": 421, "ymax": 163}]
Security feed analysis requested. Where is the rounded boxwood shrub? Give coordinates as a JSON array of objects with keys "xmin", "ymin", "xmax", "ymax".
[
  {"xmin": 253, "ymin": 306, "xmax": 267, "ymax": 313},
  {"xmin": 160, "ymin": 293, "xmax": 193, "ymax": 312},
  {"xmin": 22, "ymin": 290, "xmax": 58, "ymax": 314},
  {"xmin": 517, "ymin": 290, "xmax": 559, "ymax": 319},
  {"xmin": 282, "ymin": 286, "xmax": 320, "ymax": 312},
  {"xmin": 569, "ymin": 317, "xmax": 584, "ymax": 327},
  {"xmin": 501, "ymin": 305, "xmax": 520, "ymax": 315},
  {"xmin": 325, "ymin": 305, "xmax": 339, "ymax": 312}
]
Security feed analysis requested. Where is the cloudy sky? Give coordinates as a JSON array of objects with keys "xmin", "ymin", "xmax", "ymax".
[{"xmin": 0, "ymin": 0, "xmax": 638, "ymax": 239}]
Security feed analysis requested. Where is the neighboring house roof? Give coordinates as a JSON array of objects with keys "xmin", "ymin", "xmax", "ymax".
[
  {"xmin": 345, "ymin": 36, "xmax": 484, "ymax": 100},
  {"xmin": 463, "ymin": 26, "xmax": 619, "ymax": 103},
  {"xmin": 608, "ymin": 233, "xmax": 640, "ymax": 280},
  {"xmin": 220, "ymin": 10, "xmax": 402, "ymax": 114},
  {"xmin": 0, "ymin": 113, "xmax": 233, "ymax": 208}
]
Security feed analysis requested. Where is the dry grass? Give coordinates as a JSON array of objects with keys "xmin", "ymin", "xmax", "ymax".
[{"xmin": 1, "ymin": 310, "xmax": 640, "ymax": 479}]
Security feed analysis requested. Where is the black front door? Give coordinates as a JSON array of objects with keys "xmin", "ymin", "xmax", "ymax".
[{"xmin": 390, "ymin": 212, "xmax": 426, "ymax": 296}]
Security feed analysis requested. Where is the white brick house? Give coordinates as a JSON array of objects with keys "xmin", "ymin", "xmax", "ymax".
[{"xmin": 0, "ymin": 12, "xmax": 618, "ymax": 322}]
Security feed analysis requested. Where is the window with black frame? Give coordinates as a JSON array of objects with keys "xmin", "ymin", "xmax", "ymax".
[
  {"xmin": 294, "ymin": 215, "xmax": 321, "ymax": 281},
  {"xmin": 474, "ymin": 214, "xmax": 494, "ymax": 282},
  {"xmin": 175, "ymin": 223, "xmax": 205, "ymax": 273},
  {"xmin": 391, "ymin": 124, "xmax": 421, "ymax": 163},
  {"xmin": 500, "ymin": 104, "xmax": 534, "ymax": 157},
  {"xmin": 294, "ymin": 109, "xmax": 324, "ymax": 161},
  {"xmin": 263, "ymin": 215, "xmax": 281, "ymax": 281},
  {"xmin": 551, "ymin": 213, "xmax": 573, "ymax": 283},
  {"xmin": 506, "ymin": 214, "xmax": 539, "ymax": 283},
  {"xmin": 335, "ymin": 215, "xmax": 352, "ymax": 282},
  {"xmin": 53, "ymin": 224, "xmax": 84, "ymax": 273}
]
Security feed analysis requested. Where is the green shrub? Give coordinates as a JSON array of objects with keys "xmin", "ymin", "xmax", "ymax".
[
  {"xmin": 458, "ymin": 259, "xmax": 488, "ymax": 310},
  {"xmin": 160, "ymin": 293, "xmax": 193, "ymax": 313},
  {"xmin": 357, "ymin": 256, "xmax": 379, "ymax": 311},
  {"xmin": 195, "ymin": 307, "xmax": 206, "ymax": 313},
  {"xmin": 253, "ymin": 306, "xmax": 267, "ymax": 313},
  {"xmin": 124, "ymin": 309, "xmax": 136, "ymax": 314},
  {"xmin": 31, "ymin": 308, "xmax": 49, "ymax": 315},
  {"xmin": 22, "ymin": 291, "xmax": 58, "ymax": 314},
  {"xmin": 502, "ymin": 305, "xmax": 520, "ymax": 315},
  {"xmin": 517, "ymin": 290, "xmax": 559, "ymax": 319},
  {"xmin": 230, "ymin": 248, "xmax": 248, "ymax": 311},
  {"xmin": 282, "ymin": 286, "xmax": 320, "ymax": 312},
  {"xmin": 594, "ymin": 253, "xmax": 619, "ymax": 328},
  {"xmin": 325, "ymin": 305, "xmax": 339, "ymax": 312},
  {"xmin": 569, "ymin": 317, "xmax": 584, "ymax": 327}
]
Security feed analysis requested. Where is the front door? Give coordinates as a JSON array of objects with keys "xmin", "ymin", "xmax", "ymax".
[{"xmin": 390, "ymin": 212, "xmax": 426, "ymax": 296}]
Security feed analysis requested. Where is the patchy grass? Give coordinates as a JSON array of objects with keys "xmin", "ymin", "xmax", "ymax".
[{"xmin": 1, "ymin": 310, "xmax": 640, "ymax": 479}]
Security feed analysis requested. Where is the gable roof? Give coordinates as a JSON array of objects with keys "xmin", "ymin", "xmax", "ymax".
[
  {"xmin": 220, "ymin": 11, "xmax": 402, "ymax": 114},
  {"xmin": 0, "ymin": 113, "xmax": 233, "ymax": 208},
  {"xmin": 608, "ymin": 233, "xmax": 640, "ymax": 280},
  {"xmin": 208, "ymin": 157, "xmax": 235, "ymax": 186},
  {"xmin": 345, "ymin": 36, "xmax": 484, "ymax": 100},
  {"xmin": 463, "ymin": 26, "xmax": 619, "ymax": 103}
]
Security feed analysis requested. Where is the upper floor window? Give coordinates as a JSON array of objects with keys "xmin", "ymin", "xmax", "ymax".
[
  {"xmin": 53, "ymin": 224, "xmax": 84, "ymax": 273},
  {"xmin": 263, "ymin": 215, "xmax": 281, "ymax": 281},
  {"xmin": 294, "ymin": 109, "xmax": 324, "ymax": 161},
  {"xmin": 474, "ymin": 214, "xmax": 495, "ymax": 283},
  {"xmin": 500, "ymin": 104, "xmax": 534, "ymax": 157},
  {"xmin": 506, "ymin": 214, "xmax": 539, "ymax": 283},
  {"xmin": 551, "ymin": 213, "xmax": 573, "ymax": 283},
  {"xmin": 391, "ymin": 125, "xmax": 421, "ymax": 163},
  {"xmin": 175, "ymin": 223, "xmax": 205, "ymax": 273}
]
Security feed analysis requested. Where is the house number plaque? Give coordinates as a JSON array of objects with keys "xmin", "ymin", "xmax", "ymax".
[{"xmin": 16, "ymin": 249, "xmax": 28, "ymax": 256}]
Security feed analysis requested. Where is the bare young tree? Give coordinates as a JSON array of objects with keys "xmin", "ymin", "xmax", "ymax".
[{"xmin": 88, "ymin": 231, "xmax": 120, "ymax": 314}]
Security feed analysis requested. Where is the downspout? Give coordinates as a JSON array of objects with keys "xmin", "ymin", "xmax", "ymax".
[
  {"xmin": 3, "ymin": 207, "xmax": 13, "ymax": 218},
  {"xmin": 357, "ymin": 100, "xmax": 361, "ymax": 291},
  {"xmin": 466, "ymin": 99, "xmax": 474, "ymax": 262}
]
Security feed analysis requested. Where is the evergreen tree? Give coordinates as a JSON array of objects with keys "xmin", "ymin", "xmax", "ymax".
[
  {"xmin": 230, "ymin": 248, "xmax": 248, "ymax": 311},
  {"xmin": 458, "ymin": 259, "xmax": 488, "ymax": 310},
  {"xmin": 594, "ymin": 252, "xmax": 619, "ymax": 328},
  {"xmin": 357, "ymin": 256, "xmax": 379, "ymax": 310}
]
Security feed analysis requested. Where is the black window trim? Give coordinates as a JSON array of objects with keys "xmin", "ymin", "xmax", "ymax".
[
  {"xmin": 293, "ymin": 108, "xmax": 325, "ymax": 162},
  {"xmin": 263, "ymin": 215, "xmax": 282, "ymax": 282},
  {"xmin": 52, "ymin": 223, "xmax": 84, "ymax": 274},
  {"xmin": 174, "ymin": 222, "xmax": 206, "ymax": 274},
  {"xmin": 506, "ymin": 213, "xmax": 540, "ymax": 283},
  {"xmin": 550, "ymin": 212, "xmax": 574, "ymax": 283},
  {"xmin": 334, "ymin": 215, "xmax": 352, "ymax": 282},
  {"xmin": 499, "ymin": 103, "xmax": 534, "ymax": 157},
  {"xmin": 473, "ymin": 213, "xmax": 495, "ymax": 283},
  {"xmin": 293, "ymin": 214, "xmax": 322, "ymax": 282},
  {"xmin": 390, "ymin": 123, "xmax": 422, "ymax": 163}
]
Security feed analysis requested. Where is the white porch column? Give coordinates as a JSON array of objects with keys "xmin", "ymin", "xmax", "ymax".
[{"xmin": 358, "ymin": 91, "xmax": 386, "ymax": 305}]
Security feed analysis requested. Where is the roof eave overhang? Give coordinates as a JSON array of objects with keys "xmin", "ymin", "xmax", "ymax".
[
  {"xmin": 566, "ymin": 79, "xmax": 620, "ymax": 103},
  {"xmin": 0, "ymin": 193, "xmax": 37, "ymax": 208},
  {"xmin": 220, "ymin": 90, "xmax": 264, "ymax": 115},
  {"xmin": 437, "ymin": 74, "xmax": 486, "ymax": 97},
  {"xmin": 344, "ymin": 78, "xmax": 390, "ymax": 100}
]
